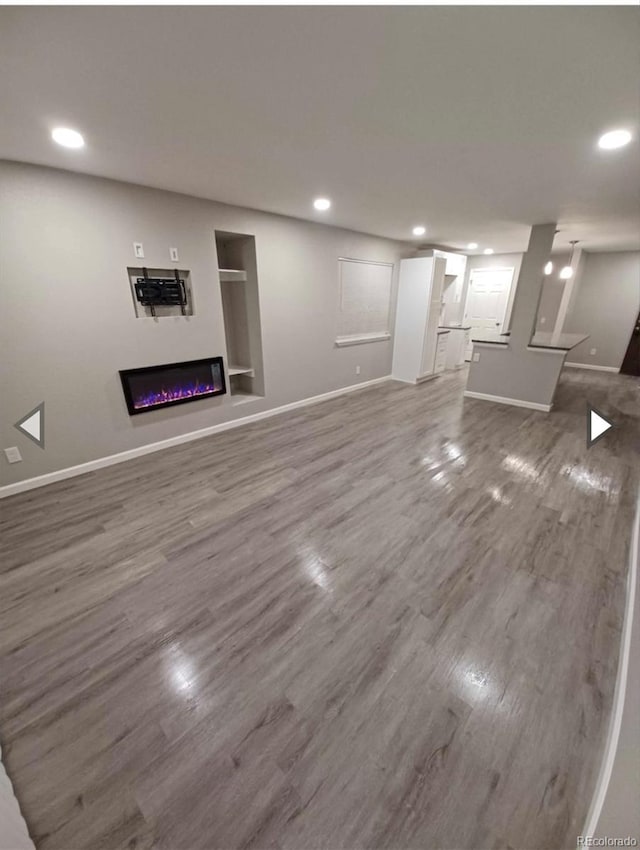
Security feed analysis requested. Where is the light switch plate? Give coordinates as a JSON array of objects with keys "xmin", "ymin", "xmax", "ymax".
[
  {"xmin": 473, "ymin": 352, "xmax": 480, "ymax": 362},
  {"xmin": 170, "ymin": 247, "xmax": 179, "ymax": 262},
  {"xmin": 133, "ymin": 242, "xmax": 145, "ymax": 259},
  {"xmin": 590, "ymin": 348, "xmax": 597, "ymax": 356},
  {"xmin": 4, "ymin": 446, "xmax": 22, "ymax": 464}
]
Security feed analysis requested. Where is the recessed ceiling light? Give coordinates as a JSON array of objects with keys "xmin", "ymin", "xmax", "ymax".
[
  {"xmin": 544, "ymin": 261, "xmax": 553, "ymax": 275},
  {"xmin": 412, "ymin": 226, "xmax": 426, "ymax": 237},
  {"xmin": 467, "ymin": 242, "xmax": 478, "ymax": 250},
  {"xmin": 598, "ymin": 129, "xmax": 632, "ymax": 150},
  {"xmin": 51, "ymin": 127, "xmax": 85, "ymax": 149},
  {"xmin": 483, "ymin": 248, "xmax": 494, "ymax": 255},
  {"xmin": 313, "ymin": 198, "xmax": 331, "ymax": 211}
]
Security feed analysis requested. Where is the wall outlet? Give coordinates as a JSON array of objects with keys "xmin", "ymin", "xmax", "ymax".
[
  {"xmin": 170, "ymin": 247, "xmax": 179, "ymax": 262},
  {"xmin": 473, "ymin": 352, "xmax": 480, "ymax": 362},
  {"xmin": 133, "ymin": 242, "xmax": 144, "ymax": 259},
  {"xmin": 356, "ymin": 365, "xmax": 361, "ymax": 375},
  {"xmin": 590, "ymin": 348, "xmax": 597, "ymax": 356},
  {"xmin": 539, "ymin": 316, "xmax": 546, "ymax": 325},
  {"xmin": 4, "ymin": 446, "xmax": 22, "ymax": 464}
]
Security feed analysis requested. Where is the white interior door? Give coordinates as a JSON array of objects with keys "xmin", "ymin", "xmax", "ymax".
[{"xmin": 463, "ymin": 268, "xmax": 514, "ymax": 357}]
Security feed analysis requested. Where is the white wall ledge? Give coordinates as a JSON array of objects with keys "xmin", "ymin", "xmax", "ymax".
[{"xmin": 335, "ymin": 333, "xmax": 391, "ymax": 347}]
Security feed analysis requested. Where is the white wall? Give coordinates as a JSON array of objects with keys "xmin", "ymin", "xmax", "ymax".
[
  {"xmin": 594, "ymin": 499, "xmax": 640, "ymax": 841},
  {"xmin": 0, "ymin": 162, "xmax": 405, "ymax": 486},
  {"xmin": 564, "ymin": 251, "xmax": 640, "ymax": 369}
]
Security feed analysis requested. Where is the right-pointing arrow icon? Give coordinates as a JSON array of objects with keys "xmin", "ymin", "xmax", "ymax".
[{"xmin": 587, "ymin": 404, "xmax": 614, "ymax": 448}]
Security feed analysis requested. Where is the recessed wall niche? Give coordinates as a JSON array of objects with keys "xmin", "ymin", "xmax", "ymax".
[
  {"xmin": 215, "ymin": 231, "xmax": 265, "ymax": 404},
  {"xmin": 127, "ymin": 267, "xmax": 194, "ymax": 318}
]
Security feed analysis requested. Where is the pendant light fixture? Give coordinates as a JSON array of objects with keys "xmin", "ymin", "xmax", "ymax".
[{"xmin": 560, "ymin": 241, "xmax": 579, "ymax": 280}]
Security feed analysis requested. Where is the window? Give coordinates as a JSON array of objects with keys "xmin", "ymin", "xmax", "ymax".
[{"xmin": 335, "ymin": 258, "xmax": 394, "ymax": 346}]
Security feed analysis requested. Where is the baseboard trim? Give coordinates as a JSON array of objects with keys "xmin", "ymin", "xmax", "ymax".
[
  {"xmin": 565, "ymin": 362, "xmax": 620, "ymax": 373},
  {"xmin": 463, "ymin": 390, "xmax": 552, "ymax": 412},
  {"xmin": 0, "ymin": 376, "xmax": 391, "ymax": 499},
  {"xmin": 582, "ymin": 488, "xmax": 640, "ymax": 838}
]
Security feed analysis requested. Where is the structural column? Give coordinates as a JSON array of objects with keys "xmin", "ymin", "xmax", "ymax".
[{"xmin": 508, "ymin": 223, "xmax": 557, "ymax": 348}]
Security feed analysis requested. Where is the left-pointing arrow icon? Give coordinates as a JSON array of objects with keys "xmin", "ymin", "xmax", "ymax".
[{"xmin": 14, "ymin": 402, "xmax": 45, "ymax": 448}]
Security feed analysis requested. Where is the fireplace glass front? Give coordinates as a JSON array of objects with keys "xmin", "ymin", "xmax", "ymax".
[{"xmin": 119, "ymin": 357, "xmax": 226, "ymax": 415}]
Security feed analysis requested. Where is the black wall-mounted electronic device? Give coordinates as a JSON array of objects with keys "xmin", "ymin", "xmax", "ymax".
[{"xmin": 134, "ymin": 268, "xmax": 187, "ymax": 316}]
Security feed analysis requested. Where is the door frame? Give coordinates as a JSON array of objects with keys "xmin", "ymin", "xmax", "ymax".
[{"xmin": 463, "ymin": 266, "xmax": 516, "ymax": 334}]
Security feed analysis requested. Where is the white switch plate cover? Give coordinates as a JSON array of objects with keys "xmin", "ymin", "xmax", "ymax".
[
  {"xmin": 356, "ymin": 365, "xmax": 361, "ymax": 375},
  {"xmin": 134, "ymin": 242, "xmax": 145, "ymax": 259},
  {"xmin": 170, "ymin": 247, "xmax": 179, "ymax": 262},
  {"xmin": 590, "ymin": 348, "xmax": 597, "ymax": 355},
  {"xmin": 473, "ymin": 352, "xmax": 480, "ymax": 362},
  {"xmin": 4, "ymin": 447, "xmax": 22, "ymax": 464}
]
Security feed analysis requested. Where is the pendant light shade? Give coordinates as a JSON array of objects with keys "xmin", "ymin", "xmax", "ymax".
[{"xmin": 560, "ymin": 241, "xmax": 579, "ymax": 280}]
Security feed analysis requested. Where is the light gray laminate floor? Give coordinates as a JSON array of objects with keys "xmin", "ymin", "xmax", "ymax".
[{"xmin": 0, "ymin": 368, "xmax": 638, "ymax": 850}]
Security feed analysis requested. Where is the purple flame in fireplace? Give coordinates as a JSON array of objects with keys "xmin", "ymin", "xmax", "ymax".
[
  {"xmin": 120, "ymin": 357, "xmax": 225, "ymax": 415},
  {"xmin": 133, "ymin": 380, "xmax": 219, "ymax": 410}
]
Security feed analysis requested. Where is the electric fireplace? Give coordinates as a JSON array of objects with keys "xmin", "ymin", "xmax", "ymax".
[{"xmin": 119, "ymin": 357, "xmax": 226, "ymax": 415}]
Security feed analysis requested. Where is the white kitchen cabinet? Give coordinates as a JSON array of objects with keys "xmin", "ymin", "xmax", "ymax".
[
  {"xmin": 443, "ymin": 252, "xmax": 467, "ymax": 278},
  {"xmin": 440, "ymin": 326, "xmax": 471, "ymax": 369},
  {"xmin": 392, "ymin": 256, "xmax": 446, "ymax": 383},
  {"xmin": 432, "ymin": 250, "xmax": 467, "ymax": 326},
  {"xmin": 434, "ymin": 331, "xmax": 449, "ymax": 374}
]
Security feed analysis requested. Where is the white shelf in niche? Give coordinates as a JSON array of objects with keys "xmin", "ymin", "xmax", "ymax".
[
  {"xmin": 231, "ymin": 391, "xmax": 262, "ymax": 406},
  {"xmin": 228, "ymin": 365, "xmax": 255, "ymax": 377},
  {"xmin": 218, "ymin": 269, "xmax": 247, "ymax": 282}
]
